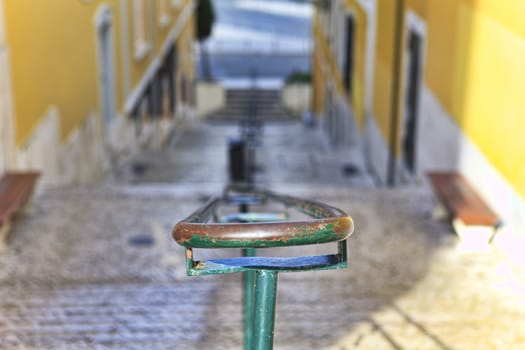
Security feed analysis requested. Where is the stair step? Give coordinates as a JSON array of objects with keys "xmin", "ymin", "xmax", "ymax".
[{"xmin": 208, "ymin": 88, "xmax": 291, "ymax": 121}]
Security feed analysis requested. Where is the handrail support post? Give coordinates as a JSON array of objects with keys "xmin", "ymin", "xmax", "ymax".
[
  {"xmin": 253, "ymin": 270, "xmax": 279, "ymax": 350},
  {"xmin": 243, "ymin": 248, "xmax": 256, "ymax": 350}
]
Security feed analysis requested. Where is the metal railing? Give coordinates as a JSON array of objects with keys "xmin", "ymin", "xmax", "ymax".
[{"xmin": 172, "ymin": 187, "xmax": 353, "ymax": 349}]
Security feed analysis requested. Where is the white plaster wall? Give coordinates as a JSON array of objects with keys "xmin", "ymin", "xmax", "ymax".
[
  {"xmin": 135, "ymin": 118, "xmax": 175, "ymax": 151},
  {"xmin": 15, "ymin": 108, "xmax": 62, "ymax": 187},
  {"xmin": 196, "ymin": 82, "xmax": 224, "ymax": 118},
  {"xmin": 62, "ymin": 113, "xmax": 105, "ymax": 185},
  {"xmin": 105, "ymin": 115, "xmax": 138, "ymax": 156},
  {"xmin": 15, "ymin": 110, "xmax": 179, "ymax": 188},
  {"xmin": 364, "ymin": 114, "xmax": 389, "ymax": 183},
  {"xmin": 334, "ymin": 93, "xmax": 360, "ymax": 146},
  {"xmin": 417, "ymin": 86, "xmax": 463, "ymax": 173},
  {"xmin": 321, "ymin": 85, "xmax": 361, "ymax": 148},
  {"xmin": 105, "ymin": 115, "xmax": 150, "ymax": 161},
  {"xmin": 104, "ymin": 113, "xmax": 180, "ymax": 171},
  {"xmin": 15, "ymin": 109, "xmax": 105, "ymax": 187},
  {"xmin": 282, "ymin": 83, "xmax": 311, "ymax": 116}
]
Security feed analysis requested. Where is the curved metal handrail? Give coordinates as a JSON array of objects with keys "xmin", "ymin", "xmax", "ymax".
[{"xmin": 173, "ymin": 190, "xmax": 354, "ymax": 249}]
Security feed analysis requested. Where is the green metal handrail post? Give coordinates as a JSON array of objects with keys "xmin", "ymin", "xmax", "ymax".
[
  {"xmin": 253, "ymin": 270, "xmax": 278, "ymax": 350},
  {"xmin": 173, "ymin": 190, "xmax": 354, "ymax": 349},
  {"xmin": 243, "ymin": 248, "xmax": 256, "ymax": 350}
]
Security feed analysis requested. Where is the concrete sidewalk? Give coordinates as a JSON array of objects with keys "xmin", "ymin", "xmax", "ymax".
[{"xmin": 0, "ymin": 121, "xmax": 524, "ymax": 349}]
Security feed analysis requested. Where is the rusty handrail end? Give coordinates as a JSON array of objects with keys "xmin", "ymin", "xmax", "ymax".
[{"xmin": 172, "ymin": 190, "xmax": 353, "ymax": 249}]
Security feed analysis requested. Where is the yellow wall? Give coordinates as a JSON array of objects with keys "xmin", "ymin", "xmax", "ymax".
[
  {"xmin": 128, "ymin": 0, "xmax": 154, "ymax": 91},
  {"xmin": 312, "ymin": 49, "xmax": 325, "ymax": 115},
  {"xmin": 177, "ymin": 12, "xmax": 195, "ymax": 82},
  {"xmin": 425, "ymin": 0, "xmax": 458, "ymax": 113},
  {"xmin": 350, "ymin": 1, "xmax": 367, "ymax": 129},
  {"xmin": 311, "ymin": 13, "xmax": 331, "ymax": 114},
  {"xmin": 5, "ymin": 0, "xmax": 195, "ymax": 148},
  {"xmin": 312, "ymin": 1, "xmax": 368, "ymax": 129},
  {"xmin": 371, "ymin": 0, "xmax": 525, "ymax": 197},
  {"xmin": 372, "ymin": 0, "xmax": 396, "ymax": 145},
  {"xmin": 425, "ymin": 0, "xmax": 525, "ymax": 198},
  {"xmin": 311, "ymin": 10, "xmax": 320, "ymax": 115},
  {"xmin": 313, "ymin": 0, "xmax": 525, "ymax": 198},
  {"xmin": 155, "ymin": 0, "xmax": 190, "ymax": 54},
  {"xmin": 4, "ymin": 0, "xmax": 118, "ymax": 145},
  {"xmin": 127, "ymin": 0, "xmax": 194, "ymax": 107},
  {"xmin": 405, "ymin": 0, "xmax": 426, "ymax": 19}
]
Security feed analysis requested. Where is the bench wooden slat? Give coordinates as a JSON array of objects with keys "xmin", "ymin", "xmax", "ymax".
[
  {"xmin": 0, "ymin": 171, "xmax": 40, "ymax": 248},
  {"xmin": 427, "ymin": 172, "xmax": 500, "ymax": 227},
  {"xmin": 0, "ymin": 171, "xmax": 40, "ymax": 223},
  {"xmin": 0, "ymin": 201, "xmax": 18, "ymax": 224}
]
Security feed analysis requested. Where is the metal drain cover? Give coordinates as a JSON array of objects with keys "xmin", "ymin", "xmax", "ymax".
[
  {"xmin": 342, "ymin": 163, "xmax": 360, "ymax": 177},
  {"xmin": 129, "ymin": 234, "xmax": 154, "ymax": 247}
]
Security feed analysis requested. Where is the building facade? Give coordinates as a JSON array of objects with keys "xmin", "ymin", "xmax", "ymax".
[
  {"xmin": 313, "ymin": 0, "xmax": 525, "ymax": 254},
  {"xmin": 0, "ymin": 0, "xmax": 196, "ymax": 186}
]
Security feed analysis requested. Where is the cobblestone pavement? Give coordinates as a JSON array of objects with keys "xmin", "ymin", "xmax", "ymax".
[
  {"xmin": 1, "ymin": 121, "xmax": 524, "ymax": 349},
  {"xmin": 117, "ymin": 121, "xmax": 375, "ymax": 188}
]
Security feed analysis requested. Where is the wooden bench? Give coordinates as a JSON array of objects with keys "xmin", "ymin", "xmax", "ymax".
[
  {"xmin": 427, "ymin": 172, "xmax": 501, "ymax": 250},
  {"xmin": 0, "ymin": 172, "xmax": 40, "ymax": 247}
]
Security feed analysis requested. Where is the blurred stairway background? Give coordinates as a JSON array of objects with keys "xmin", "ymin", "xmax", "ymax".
[{"xmin": 207, "ymin": 87, "xmax": 292, "ymax": 122}]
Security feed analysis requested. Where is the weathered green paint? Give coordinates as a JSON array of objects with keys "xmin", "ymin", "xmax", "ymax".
[
  {"xmin": 179, "ymin": 222, "xmax": 344, "ymax": 249},
  {"xmin": 243, "ymin": 248, "xmax": 256, "ymax": 350},
  {"xmin": 253, "ymin": 270, "xmax": 278, "ymax": 350},
  {"xmin": 173, "ymin": 190, "xmax": 354, "ymax": 248},
  {"xmin": 185, "ymin": 248, "xmax": 194, "ymax": 272}
]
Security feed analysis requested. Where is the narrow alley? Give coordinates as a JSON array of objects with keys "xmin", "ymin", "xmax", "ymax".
[{"xmin": 1, "ymin": 0, "xmax": 525, "ymax": 349}]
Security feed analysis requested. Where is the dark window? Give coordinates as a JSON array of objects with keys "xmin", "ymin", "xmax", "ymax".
[
  {"xmin": 402, "ymin": 31, "xmax": 422, "ymax": 173},
  {"xmin": 343, "ymin": 15, "xmax": 355, "ymax": 94},
  {"xmin": 151, "ymin": 73, "xmax": 163, "ymax": 118},
  {"xmin": 163, "ymin": 45, "xmax": 177, "ymax": 113},
  {"xmin": 181, "ymin": 75, "xmax": 188, "ymax": 104}
]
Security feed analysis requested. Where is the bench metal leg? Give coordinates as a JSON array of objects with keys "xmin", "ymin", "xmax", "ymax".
[
  {"xmin": 431, "ymin": 201, "xmax": 448, "ymax": 221},
  {"xmin": 253, "ymin": 270, "xmax": 278, "ymax": 350},
  {"xmin": 176, "ymin": 191, "xmax": 353, "ymax": 349},
  {"xmin": 0, "ymin": 219, "xmax": 11, "ymax": 251},
  {"xmin": 243, "ymin": 248, "xmax": 256, "ymax": 350},
  {"xmin": 453, "ymin": 218, "xmax": 495, "ymax": 252}
]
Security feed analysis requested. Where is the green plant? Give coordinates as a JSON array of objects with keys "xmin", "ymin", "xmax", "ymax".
[
  {"xmin": 285, "ymin": 70, "xmax": 312, "ymax": 84},
  {"xmin": 196, "ymin": 0, "xmax": 215, "ymax": 81}
]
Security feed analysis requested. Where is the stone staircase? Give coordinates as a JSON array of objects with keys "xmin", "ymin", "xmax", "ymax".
[{"xmin": 209, "ymin": 88, "xmax": 292, "ymax": 121}]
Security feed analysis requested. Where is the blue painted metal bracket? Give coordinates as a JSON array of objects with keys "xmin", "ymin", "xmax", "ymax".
[{"xmin": 184, "ymin": 240, "xmax": 348, "ymax": 276}]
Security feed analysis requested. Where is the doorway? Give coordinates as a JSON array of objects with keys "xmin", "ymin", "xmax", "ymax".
[
  {"xmin": 161, "ymin": 45, "xmax": 177, "ymax": 115},
  {"xmin": 343, "ymin": 15, "xmax": 355, "ymax": 94},
  {"xmin": 401, "ymin": 30, "xmax": 423, "ymax": 174}
]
